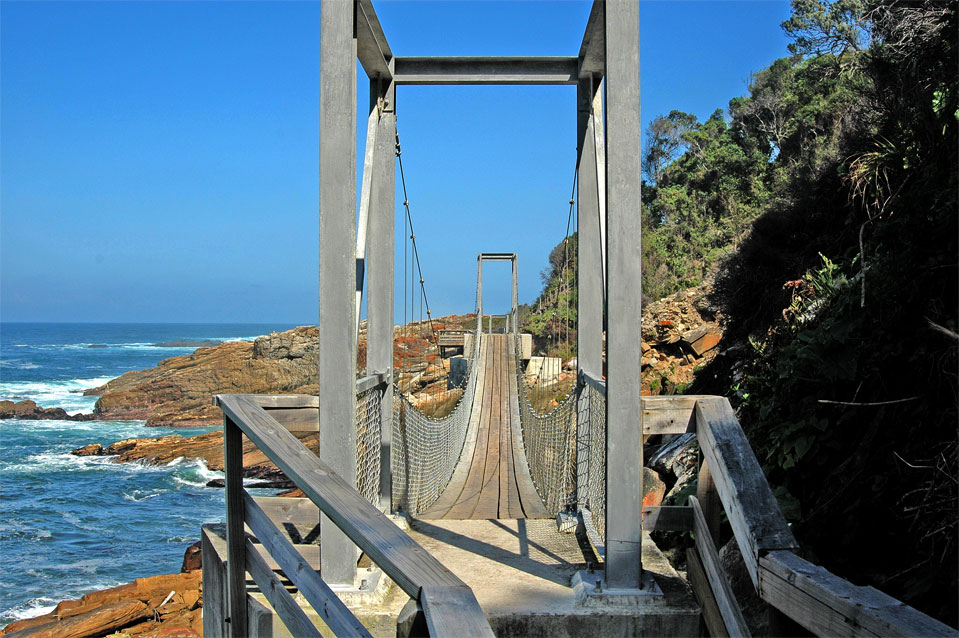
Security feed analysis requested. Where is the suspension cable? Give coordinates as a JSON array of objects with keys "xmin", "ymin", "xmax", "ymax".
[
  {"xmin": 395, "ymin": 130, "xmax": 436, "ymax": 340},
  {"xmin": 563, "ymin": 165, "xmax": 577, "ymax": 361}
]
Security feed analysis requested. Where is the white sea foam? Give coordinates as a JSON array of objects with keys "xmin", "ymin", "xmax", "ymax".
[
  {"xmin": 0, "ymin": 597, "xmax": 58, "ymax": 623},
  {"xmin": 0, "ymin": 360, "xmax": 40, "ymax": 369},
  {"xmin": 0, "ymin": 376, "xmax": 111, "ymax": 412},
  {"xmin": 171, "ymin": 458, "xmax": 223, "ymax": 487},
  {"xmin": 2, "ymin": 450, "xmax": 157, "ymax": 475},
  {"xmin": 122, "ymin": 488, "xmax": 168, "ymax": 502}
]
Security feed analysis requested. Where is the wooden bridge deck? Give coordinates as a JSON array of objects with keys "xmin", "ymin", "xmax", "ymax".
[{"xmin": 420, "ymin": 334, "xmax": 549, "ymax": 520}]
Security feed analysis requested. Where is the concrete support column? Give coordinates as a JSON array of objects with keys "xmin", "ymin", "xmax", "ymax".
[
  {"xmin": 575, "ymin": 76, "xmax": 605, "ymax": 384},
  {"xmin": 511, "ymin": 256, "xmax": 519, "ymax": 336},
  {"xmin": 603, "ymin": 0, "xmax": 643, "ymax": 590},
  {"xmin": 576, "ymin": 76, "xmax": 606, "ymax": 516},
  {"xmin": 476, "ymin": 256, "xmax": 483, "ymax": 335},
  {"xmin": 319, "ymin": 0, "xmax": 358, "ymax": 586},
  {"xmin": 367, "ymin": 70, "xmax": 396, "ymax": 513}
]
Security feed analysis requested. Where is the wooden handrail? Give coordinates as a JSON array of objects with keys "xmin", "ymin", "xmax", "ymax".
[
  {"xmin": 244, "ymin": 492, "xmax": 372, "ymax": 637},
  {"xmin": 216, "ymin": 393, "xmax": 494, "ymax": 638},
  {"xmin": 693, "ymin": 396, "xmax": 956, "ymax": 637},
  {"xmin": 695, "ymin": 397, "xmax": 799, "ymax": 587}
]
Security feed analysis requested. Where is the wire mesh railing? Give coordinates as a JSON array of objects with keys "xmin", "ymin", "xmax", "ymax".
[
  {"xmin": 391, "ymin": 331, "xmax": 480, "ymax": 515},
  {"xmin": 514, "ymin": 336, "xmax": 578, "ymax": 514},
  {"xmin": 576, "ymin": 377, "xmax": 606, "ymax": 555},
  {"xmin": 355, "ymin": 381, "xmax": 385, "ymax": 505}
]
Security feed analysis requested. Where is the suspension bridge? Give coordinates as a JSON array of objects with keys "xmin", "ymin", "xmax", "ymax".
[{"xmin": 200, "ymin": 1, "xmax": 956, "ymax": 637}]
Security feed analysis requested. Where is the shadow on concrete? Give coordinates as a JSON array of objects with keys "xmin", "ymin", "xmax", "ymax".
[{"xmin": 411, "ymin": 519, "xmax": 586, "ymax": 587}]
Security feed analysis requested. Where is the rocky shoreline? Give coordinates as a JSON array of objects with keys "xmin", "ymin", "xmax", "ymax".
[
  {"xmin": 0, "ymin": 553, "xmax": 204, "ymax": 638},
  {"xmin": 70, "ymin": 429, "xmax": 316, "ymax": 490}
]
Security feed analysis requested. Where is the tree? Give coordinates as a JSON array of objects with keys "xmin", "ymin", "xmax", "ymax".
[
  {"xmin": 642, "ymin": 110, "xmax": 698, "ymax": 185},
  {"xmin": 782, "ymin": 0, "xmax": 871, "ymax": 57}
]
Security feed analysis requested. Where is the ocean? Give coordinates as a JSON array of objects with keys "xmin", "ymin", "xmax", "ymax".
[{"xmin": 0, "ymin": 323, "xmax": 298, "ymax": 627}]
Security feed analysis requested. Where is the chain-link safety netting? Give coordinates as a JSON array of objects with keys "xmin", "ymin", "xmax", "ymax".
[
  {"xmin": 576, "ymin": 380, "xmax": 606, "ymax": 554},
  {"xmin": 513, "ymin": 336, "xmax": 578, "ymax": 514},
  {"xmin": 390, "ymin": 333, "xmax": 480, "ymax": 515},
  {"xmin": 355, "ymin": 382, "xmax": 385, "ymax": 505}
]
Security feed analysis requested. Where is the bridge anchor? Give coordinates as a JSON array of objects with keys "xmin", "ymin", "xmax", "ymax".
[{"xmin": 572, "ymin": 568, "xmax": 664, "ymax": 607}]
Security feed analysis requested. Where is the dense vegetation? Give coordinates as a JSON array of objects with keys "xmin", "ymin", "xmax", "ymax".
[
  {"xmin": 716, "ymin": 0, "xmax": 958, "ymax": 623},
  {"xmin": 521, "ymin": 233, "xmax": 577, "ymax": 360},
  {"xmin": 524, "ymin": 0, "xmax": 957, "ymax": 624}
]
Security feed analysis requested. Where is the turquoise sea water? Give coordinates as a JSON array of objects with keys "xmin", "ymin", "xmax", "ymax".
[{"xmin": 0, "ymin": 323, "xmax": 297, "ymax": 626}]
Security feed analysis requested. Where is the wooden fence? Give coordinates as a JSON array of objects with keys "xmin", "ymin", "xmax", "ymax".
[{"xmin": 213, "ymin": 390, "xmax": 493, "ymax": 638}]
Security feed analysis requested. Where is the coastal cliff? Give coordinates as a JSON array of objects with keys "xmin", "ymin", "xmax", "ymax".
[{"xmin": 84, "ymin": 327, "xmax": 320, "ymax": 426}]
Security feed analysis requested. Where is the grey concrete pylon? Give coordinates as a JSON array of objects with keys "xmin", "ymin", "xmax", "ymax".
[
  {"xmin": 603, "ymin": 0, "xmax": 644, "ymax": 590},
  {"xmin": 367, "ymin": 71, "xmax": 396, "ymax": 514},
  {"xmin": 319, "ymin": 0, "xmax": 359, "ymax": 587}
]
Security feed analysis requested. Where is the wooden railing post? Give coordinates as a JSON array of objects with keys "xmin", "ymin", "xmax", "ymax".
[
  {"xmin": 223, "ymin": 415, "xmax": 247, "ymax": 638},
  {"xmin": 698, "ymin": 459, "xmax": 722, "ymax": 548}
]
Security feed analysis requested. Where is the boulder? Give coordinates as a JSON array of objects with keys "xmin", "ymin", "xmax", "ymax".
[
  {"xmin": 0, "ymin": 399, "xmax": 96, "ymax": 422},
  {"xmin": 638, "ymin": 279, "xmax": 726, "ymax": 395},
  {"xmin": 649, "ymin": 433, "xmax": 700, "ymax": 503},
  {"xmin": 71, "ymin": 443, "xmax": 104, "ymax": 457},
  {"xmin": 642, "ymin": 467, "xmax": 667, "ymax": 509},
  {"xmin": 180, "ymin": 541, "xmax": 201, "ymax": 573},
  {"xmin": 681, "ymin": 326, "xmax": 722, "ymax": 357},
  {"xmin": 70, "ymin": 428, "xmax": 318, "ymax": 483}
]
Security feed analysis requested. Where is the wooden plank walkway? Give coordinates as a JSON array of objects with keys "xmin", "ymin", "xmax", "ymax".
[{"xmin": 420, "ymin": 334, "xmax": 549, "ymax": 520}]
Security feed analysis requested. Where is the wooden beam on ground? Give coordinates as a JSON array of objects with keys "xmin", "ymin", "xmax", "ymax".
[
  {"xmin": 695, "ymin": 397, "xmax": 799, "ymax": 587},
  {"xmin": 759, "ymin": 550, "xmax": 958, "ymax": 638},
  {"xmin": 393, "ymin": 57, "xmax": 578, "ymax": 85},
  {"xmin": 690, "ymin": 496, "xmax": 751, "ymax": 637}
]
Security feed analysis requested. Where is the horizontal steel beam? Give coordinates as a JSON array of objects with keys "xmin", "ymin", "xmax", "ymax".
[
  {"xmin": 578, "ymin": 0, "xmax": 605, "ymax": 78},
  {"xmin": 478, "ymin": 252, "xmax": 517, "ymax": 261},
  {"xmin": 355, "ymin": 0, "xmax": 393, "ymax": 79},
  {"xmin": 393, "ymin": 57, "xmax": 578, "ymax": 85}
]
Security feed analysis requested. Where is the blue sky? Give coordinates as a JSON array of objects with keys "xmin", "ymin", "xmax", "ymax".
[{"xmin": 1, "ymin": 1, "xmax": 792, "ymax": 324}]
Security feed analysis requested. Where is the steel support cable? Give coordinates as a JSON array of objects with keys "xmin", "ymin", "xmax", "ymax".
[
  {"xmin": 395, "ymin": 131, "xmax": 435, "ymax": 340},
  {"xmin": 563, "ymin": 166, "xmax": 577, "ymax": 360}
]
